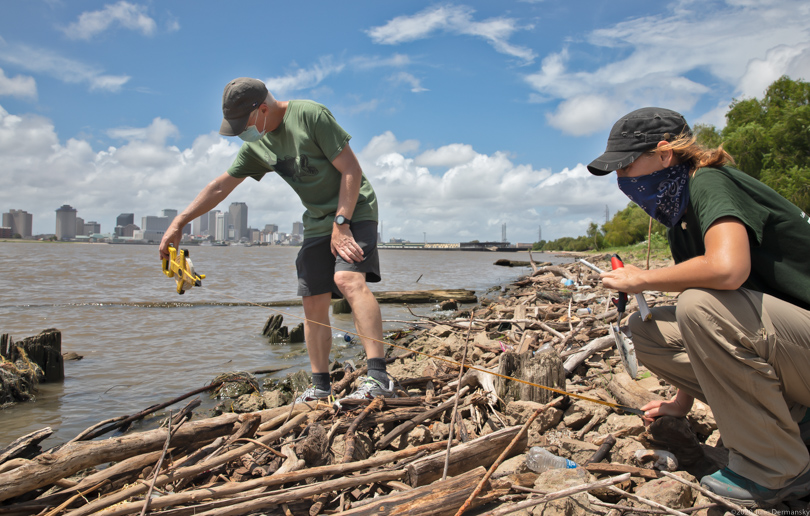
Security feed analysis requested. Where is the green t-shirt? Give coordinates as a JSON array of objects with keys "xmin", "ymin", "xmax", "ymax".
[
  {"xmin": 227, "ymin": 100, "xmax": 378, "ymax": 238},
  {"xmin": 668, "ymin": 165, "xmax": 810, "ymax": 310}
]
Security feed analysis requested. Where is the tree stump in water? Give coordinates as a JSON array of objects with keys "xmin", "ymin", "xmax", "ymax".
[
  {"xmin": 1, "ymin": 329, "xmax": 64, "ymax": 383},
  {"xmin": 495, "ymin": 346, "xmax": 564, "ymax": 404}
]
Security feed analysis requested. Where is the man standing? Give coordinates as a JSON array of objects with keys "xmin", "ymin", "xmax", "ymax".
[{"xmin": 159, "ymin": 77, "xmax": 395, "ymax": 404}]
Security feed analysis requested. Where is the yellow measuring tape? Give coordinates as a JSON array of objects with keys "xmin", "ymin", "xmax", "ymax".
[{"xmin": 161, "ymin": 248, "xmax": 644, "ymax": 416}]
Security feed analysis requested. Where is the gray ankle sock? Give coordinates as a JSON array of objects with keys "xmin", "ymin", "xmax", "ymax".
[
  {"xmin": 366, "ymin": 358, "xmax": 388, "ymax": 384},
  {"xmin": 312, "ymin": 372, "xmax": 331, "ymax": 392}
]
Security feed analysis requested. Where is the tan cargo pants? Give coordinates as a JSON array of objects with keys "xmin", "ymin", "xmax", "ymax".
[{"xmin": 629, "ymin": 288, "xmax": 810, "ymax": 488}]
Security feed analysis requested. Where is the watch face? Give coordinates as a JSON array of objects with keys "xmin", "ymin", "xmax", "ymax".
[{"xmin": 336, "ymin": 215, "xmax": 347, "ymax": 225}]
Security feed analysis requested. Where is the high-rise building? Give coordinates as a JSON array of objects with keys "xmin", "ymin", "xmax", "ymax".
[
  {"xmin": 117, "ymin": 213, "xmax": 134, "ymax": 227},
  {"xmin": 75, "ymin": 216, "xmax": 85, "ymax": 236},
  {"xmin": 84, "ymin": 221, "xmax": 101, "ymax": 235},
  {"xmin": 292, "ymin": 221, "xmax": 304, "ymax": 237},
  {"xmin": 229, "ymin": 202, "xmax": 248, "ymax": 241},
  {"xmin": 140, "ymin": 214, "xmax": 171, "ymax": 242},
  {"xmin": 206, "ymin": 210, "xmax": 219, "ymax": 237},
  {"xmin": 161, "ymin": 209, "xmax": 178, "ymax": 220},
  {"xmin": 215, "ymin": 212, "xmax": 226, "ymax": 241},
  {"xmin": 2, "ymin": 209, "xmax": 33, "ymax": 238},
  {"xmin": 55, "ymin": 205, "xmax": 77, "ymax": 240}
]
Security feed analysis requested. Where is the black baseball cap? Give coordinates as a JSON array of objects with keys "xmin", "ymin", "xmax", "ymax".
[
  {"xmin": 587, "ymin": 107, "xmax": 691, "ymax": 175},
  {"xmin": 219, "ymin": 78, "xmax": 269, "ymax": 136}
]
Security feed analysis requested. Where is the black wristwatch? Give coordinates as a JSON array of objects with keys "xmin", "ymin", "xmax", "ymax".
[{"xmin": 335, "ymin": 215, "xmax": 351, "ymax": 225}]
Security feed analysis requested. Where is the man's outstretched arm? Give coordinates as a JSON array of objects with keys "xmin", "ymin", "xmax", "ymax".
[{"xmin": 159, "ymin": 172, "xmax": 244, "ymax": 259}]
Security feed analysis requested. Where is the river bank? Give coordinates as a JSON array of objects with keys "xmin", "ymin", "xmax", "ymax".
[{"xmin": 2, "ymin": 252, "xmax": 788, "ymax": 515}]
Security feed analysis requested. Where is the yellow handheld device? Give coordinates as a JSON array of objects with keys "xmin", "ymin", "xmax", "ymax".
[{"xmin": 162, "ymin": 245, "xmax": 205, "ymax": 295}]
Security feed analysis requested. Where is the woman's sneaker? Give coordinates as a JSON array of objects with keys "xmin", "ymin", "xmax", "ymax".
[
  {"xmin": 338, "ymin": 376, "xmax": 397, "ymax": 402},
  {"xmin": 701, "ymin": 467, "xmax": 810, "ymax": 507},
  {"xmin": 294, "ymin": 386, "xmax": 331, "ymax": 405}
]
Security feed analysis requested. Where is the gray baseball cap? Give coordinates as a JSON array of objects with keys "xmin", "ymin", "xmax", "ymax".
[
  {"xmin": 219, "ymin": 78, "xmax": 269, "ymax": 136},
  {"xmin": 588, "ymin": 107, "xmax": 691, "ymax": 175}
]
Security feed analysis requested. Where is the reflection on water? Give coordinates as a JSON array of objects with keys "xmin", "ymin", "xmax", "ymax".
[{"xmin": 0, "ymin": 242, "xmax": 571, "ymax": 447}]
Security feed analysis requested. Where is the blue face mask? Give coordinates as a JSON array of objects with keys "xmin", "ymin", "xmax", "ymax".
[
  {"xmin": 617, "ymin": 163, "xmax": 691, "ymax": 228},
  {"xmin": 238, "ymin": 109, "xmax": 266, "ymax": 142}
]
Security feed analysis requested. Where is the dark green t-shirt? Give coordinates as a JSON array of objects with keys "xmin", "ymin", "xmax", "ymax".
[
  {"xmin": 668, "ymin": 165, "xmax": 810, "ymax": 310},
  {"xmin": 227, "ymin": 100, "xmax": 378, "ymax": 238}
]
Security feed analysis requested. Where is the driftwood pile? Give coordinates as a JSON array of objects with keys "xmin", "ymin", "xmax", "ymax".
[{"xmin": 0, "ymin": 255, "xmax": 802, "ymax": 515}]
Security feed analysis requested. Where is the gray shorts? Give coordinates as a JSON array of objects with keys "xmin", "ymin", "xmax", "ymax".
[{"xmin": 296, "ymin": 220, "xmax": 381, "ymax": 298}]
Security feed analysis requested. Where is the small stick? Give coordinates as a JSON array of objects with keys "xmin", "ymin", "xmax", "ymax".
[
  {"xmin": 140, "ymin": 412, "xmax": 173, "ymax": 516},
  {"xmin": 607, "ymin": 484, "xmax": 690, "ymax": 516},
  {"xmin": 443, "ymin": 311, "xmax": 474, "ymax": 481}
]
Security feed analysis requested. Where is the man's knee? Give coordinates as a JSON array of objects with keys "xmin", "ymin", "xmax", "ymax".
[{"xmin": 334, "ymin": 271, "xmax": 367, "ymax": 296}]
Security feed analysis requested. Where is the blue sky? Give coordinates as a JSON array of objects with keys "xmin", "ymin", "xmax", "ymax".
[{"xmin": 1, "ymin": 1, "xmax": 809, "ymax": 243}]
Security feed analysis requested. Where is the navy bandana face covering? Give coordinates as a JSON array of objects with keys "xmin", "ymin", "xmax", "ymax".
[{"xmin": 617, "ymin": 163, "xmax": 691, "ymax": 228}]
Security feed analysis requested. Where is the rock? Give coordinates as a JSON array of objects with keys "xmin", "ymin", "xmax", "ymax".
[
  {"xmin": 261, "ymin": 389, "xmax": 287, "ymax": 408},
  {"xmin": 632, "ymin": 471, "xmax": 695, "ymax": 510},
  {"xmin": 646, "ymin": 416, "xmax": 704, "ymax": 467},
  {"xmin": 602, "ymin": 413, "xmax": 645, "ymax": 436},
  {"xmin": 505, "ymin": 400, "xmax": 564, "ymax": 440},
  {"xmin": 687, "ymin": 400, "xmax": 717, "ymax": 437},
  {"xmin": 532, "ymin": 468, "xmax": 594, "ymax": 515},
  {"xmin": 555, "ymin": 437, "xmax": 599, "ymax": 466},
  {"xmin": 609, "ymin": 436, "xmax": 647, "ymax": 465},
  {"xmin": 438, "ymin": 299, "xmax": 458, "ymax": 310},
  {"xmin": 407, "ymin": 425, "xmax": 433, "ymax": 447},
  {"xmin": 231, "ymin": 392, "xmax": 265, "ymax": 413},
  {"xmin": 296, "ymin": 424, "xmax": 330, "ymax": 467},
  {"xmin": 562, "ymin": 402, "xmax": 597, "ymax": 430}
]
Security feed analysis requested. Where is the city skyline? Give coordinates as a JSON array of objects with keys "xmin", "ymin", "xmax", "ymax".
[{"xmin": 1, "ymin": 204, "xmax": 308, "ymax": 243}]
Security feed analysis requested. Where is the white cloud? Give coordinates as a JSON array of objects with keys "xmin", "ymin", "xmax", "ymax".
[
  {"xmin": 367, "ymin": 5, "xmax": 536, "ymax": 64},
  {"xmin": 0, "ymin": 68, "xmax": 36, "ymax": 99},
  {"xmin": 737, "ymin": 42, "xmax": 810, "ymax": 99},
  {"xmin": 0, "ymin": 43, "xmax": 130, "ymax": 92},
  {"xmin": 526, "ymin": 0, "xmax": 810, "ymax": 135},
  {"xmin": 63, "ymin": 1, "xmax": 158, "ymax": 40},
  {"xmin": 414, "ymin": 143, "xmax": 477, "ymax": 167},
  {"xmin": 388, "ymin": 72, "xmax": 428, "ymax": 93},
  {"xmin": 358, "ymin": 132, "xmax": 628, "ymax": 242},
  {"xmin": 264, "ymin": 57, "xmax": 345, "ymax": 97}
]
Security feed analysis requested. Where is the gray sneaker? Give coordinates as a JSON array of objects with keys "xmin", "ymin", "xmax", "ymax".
[
  {"xmin": 294, "ymin": 386, "xmax": 331, "ymax": 405},
  {"xmin": 339, "ymin": 376, "xmax": 397, "ymax": 402}
]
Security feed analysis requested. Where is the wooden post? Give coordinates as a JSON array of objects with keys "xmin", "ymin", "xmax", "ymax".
[{"xmin": 495, "ymin": 345, "xmax": 564, "ymax": 404}]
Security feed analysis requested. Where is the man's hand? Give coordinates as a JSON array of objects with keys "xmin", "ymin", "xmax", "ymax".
[
  {"xmin": 159, "ymin": 225, "xmax": 183, "ymax": 261},
  {"xmin": 331, "ymin": 224, "xmax": 364, "ymax": 263}
]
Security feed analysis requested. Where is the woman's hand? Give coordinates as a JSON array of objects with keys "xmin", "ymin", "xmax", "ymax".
[{"xmin": 640, "ymin": 390, "xmax": 694, "ymax": 426}]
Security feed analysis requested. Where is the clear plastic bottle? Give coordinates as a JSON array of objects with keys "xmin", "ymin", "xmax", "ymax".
[{"xmin": 525, "ymin": 447, "xmax": 577, "ymax": 473}]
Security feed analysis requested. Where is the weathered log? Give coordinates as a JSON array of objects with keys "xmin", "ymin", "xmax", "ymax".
[
  {"xmin": 0, "ymin": 427, "xmax": 52, "ymax": 465},
  {"xmin": 605, "ymin": 371, "xmax": 662, "ymax": 411},
  {"xmin": 0, "ymin": 412, "xmax": 242, "ymax": 503},
  {"xmin": 342, "ymin": 466, "xmax": 489, "ymax": 516},
  {"xmin": 495, "ymin": 346, "xmax": 564, "ymax": 404},
  {"xmin": 406, "ymin": 426, "xmax": 526, "ymax": 487},
  {"xmin": 562, "ymin": 335, "xmax": 614, "ymax": 374}
]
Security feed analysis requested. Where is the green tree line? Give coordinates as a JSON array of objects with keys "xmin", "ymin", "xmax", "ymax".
[{"xmin": 537, "ymin": 75, "xmax": 810, "ymax": 252}]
